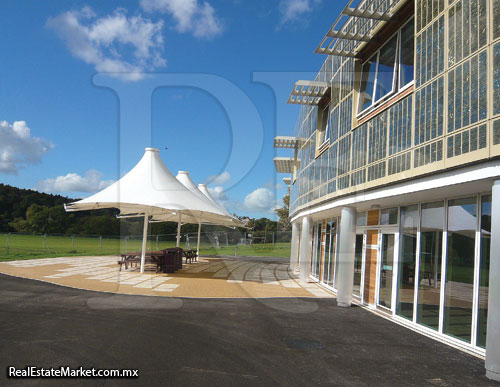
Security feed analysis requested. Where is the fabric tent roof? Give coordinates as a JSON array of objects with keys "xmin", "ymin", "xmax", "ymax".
[
  {"xmin": 149, "ymin": 171, "xmax": 244, "ymax": 227},
  {"xmin": 198, "ymin": 183, "xmax": 234, "ymax": 217},
  {"xmin": 65, "ymin": 148, "xmax": 232, "ymax": 223}
]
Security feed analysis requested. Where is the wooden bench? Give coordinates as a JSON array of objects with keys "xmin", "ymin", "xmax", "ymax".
[{"xmin": 118, "ymin": 254, "xmax": 161, "ymax": 272}]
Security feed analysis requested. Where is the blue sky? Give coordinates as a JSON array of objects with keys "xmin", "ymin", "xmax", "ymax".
[{"xmin": 0, "ymin": 0, "xmax": 343, "ymax": 219}]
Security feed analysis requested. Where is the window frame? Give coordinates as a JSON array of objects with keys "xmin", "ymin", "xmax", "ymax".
[
  {"xmin": 321, "ymin": 103, "xmax": 331, "ymax": 146},
  {"xmin": 357, "ymin": 17, "xmax": 415, "ymax": 118},
  {"xmin": 315, "ymin": 98, "xmax": 332, "ymax": 155},
  {"xmin": 372, "ymin": 34, "xmax": 399, "ymax": 106}
]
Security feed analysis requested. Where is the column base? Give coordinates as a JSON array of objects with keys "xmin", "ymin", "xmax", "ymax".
[
  {"xmin": 486, "ymin": 369, "xmax": 500, "ymax": 382},
  {"xmin": 337, "ymin": 301, "xmax": 352, "ymax": 308}
]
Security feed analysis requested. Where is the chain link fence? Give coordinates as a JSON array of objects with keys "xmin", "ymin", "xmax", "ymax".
[{"xmin": 0, "ymin": 231, "xmax": 292, "ymax": 260}]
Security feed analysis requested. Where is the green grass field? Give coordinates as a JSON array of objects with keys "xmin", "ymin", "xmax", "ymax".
[{"xmin": 0, "ymin": 233, "xmax": 291, "ymax": 261}]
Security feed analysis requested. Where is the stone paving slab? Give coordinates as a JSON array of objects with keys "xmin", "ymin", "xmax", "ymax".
[{"xmin": 0, "ymin": 256, "xmax": 334, "ymax": 299}]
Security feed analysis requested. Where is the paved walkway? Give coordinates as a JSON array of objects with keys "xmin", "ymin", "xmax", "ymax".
[
  {"xmin": 0, "ymin": 274, "xmax": 496, "ymax": 387},
  {"xmin": 0, "ymin": 256, "xmax": 333, "ymax": 298}
]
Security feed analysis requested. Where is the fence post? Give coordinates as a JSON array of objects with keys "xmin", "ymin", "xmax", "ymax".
[
  {"xmin": 99, "ymin": 236, "xmax": 103, "ymax": 253},
  {"xmin": 71, "ymin": 235, "xmax": 75, "ymax": 251},
  {"xmin": 6, "ymin": 232, "xmax": 10, "ymax": 255},
  {"xmin": 225, "ymin": 233, "xmax": 228, "ymax": 247},
  {"xmin": 272, "ymin": 232, "xmax": 275, "ymax": 246},
  {"xmin": 43, "ymin": 234, "xmax": 47, "ymax": 251},
  {"xmin": 156, "ymin": 235, "xmax": 159, "ymax": 250},
  {"xmin": 234, "ymin": 244, "xmax": 238, "ymax": 257}
]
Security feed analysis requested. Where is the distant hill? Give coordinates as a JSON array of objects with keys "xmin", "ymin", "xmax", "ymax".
[
  {"xmin": 0, "ymin": 184, "xmax": 74, "ymax": 232},
  {"xmin": 0, "ymin": 183, "xmax": 284, "ymax": 236}
]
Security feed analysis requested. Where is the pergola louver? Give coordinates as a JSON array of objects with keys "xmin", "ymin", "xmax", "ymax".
[{"xmin": 315, "ymin": 0, "xmax": 407, "ymax": 57}]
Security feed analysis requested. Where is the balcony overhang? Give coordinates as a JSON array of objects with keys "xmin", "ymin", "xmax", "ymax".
[
  {"xmin": 287, "ymin": 80, "xmax": 329, "ymax": 105},
  {"xmin": 273, "ymin": 136, "xmax": 303, "ymax": 149},
  {"xmin": 274, "ymin": 157, "xmax": 300, "ymax": 174},
  {"xmin": 282, "ymin": 177, "xmax": 292, "ymax": 186},
  {"xmin": 315, "ymin": 0, "xmax": 408, "ymax": 57}
]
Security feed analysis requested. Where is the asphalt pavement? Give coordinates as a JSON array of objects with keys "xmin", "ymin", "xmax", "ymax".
[{"xmin": 0, "ymin": 273, "xmax": 497, "ymax": 386}]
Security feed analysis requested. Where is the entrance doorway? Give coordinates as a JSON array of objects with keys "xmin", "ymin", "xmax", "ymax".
[{"xmin": 377, "ymin": 233, "xmax": 396, "ymax": 310}]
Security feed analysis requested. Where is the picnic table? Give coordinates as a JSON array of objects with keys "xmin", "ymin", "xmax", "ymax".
[{"xmin": 118, "ymin": 248, "xmax": 184, "ymax": 273}]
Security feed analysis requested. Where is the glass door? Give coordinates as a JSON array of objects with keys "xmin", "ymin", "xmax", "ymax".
[
  {"xmin": 353, "ymin": 233, "xmax": 364, "ymax": 297},
  {"xmin": 311, "ymin": 222, "xmax": 322, "ymax": 280},
  {"xmin": 378, "ymin": 233, "xmax": 395, "ymax": 309}
]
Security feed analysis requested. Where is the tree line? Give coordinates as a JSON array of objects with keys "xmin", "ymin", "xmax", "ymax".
[{"xmin": 0, "ymin": 184, "xmax": 291, "ymax": 237}]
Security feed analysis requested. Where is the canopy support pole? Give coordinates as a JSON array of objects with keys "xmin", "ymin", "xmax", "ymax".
[
  {"xmin": 196, "ymin": 221, "xmax": 201, "ymax": 260},
  {"xmin": 140, "ymin": 213, "xmax": 149, "ymax": 273},
  {"xmin": 176, "ymin": 213, "xmax": 182, "ymax": 248}
]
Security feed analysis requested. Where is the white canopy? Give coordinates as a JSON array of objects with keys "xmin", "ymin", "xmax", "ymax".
[
  {"xmin": 65, "ymin": 148, "xmax": 229, "ymax": 221},
  {"xmin": 149, "ymin": 171, "xmax": 243, "ymax": 227},
  {"xmin": 65, "ymin": 147, "xmax": 242, "ymax": 272},
  {"xmin": 198, "ymin": 183, "xmax": 234, "ymax": 217}
]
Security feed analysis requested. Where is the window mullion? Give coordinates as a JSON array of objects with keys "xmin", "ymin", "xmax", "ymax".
[
  {"xmin": 372, "ymin": 51, "xmax": 380, "ymax": 104},
  {"xmin": 393, "ymin": 30, "xmax": 400, "ymax": 94}
]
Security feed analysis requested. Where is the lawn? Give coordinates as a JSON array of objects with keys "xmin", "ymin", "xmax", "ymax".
[{"xmin": 0, "ymin": 233, "xmax": 291, "ymax": 261}]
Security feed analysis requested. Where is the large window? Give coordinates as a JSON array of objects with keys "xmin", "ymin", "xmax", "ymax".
[
  {"xmin": 444, "ymin": 197, "xmax": 477, "ymax": 343},
  {"xmin": 397, "ymin": 205, "xmax": 418, "ymax": 320},
  {"xmin": 358, "ymin": 18, "xmax": 414, "ymax": 114},
  {"xmin": 477, "ymin": 195, "xmax": 491, "ymax": 348},
  {"xmin": 322, "ymin": 220, "xmax": 337, "ymax": 287},
  {"xmin": 417, "ymin": 202, "xmax": 444, "ymax": 331},
  {"xmin": 311, "ymin": 223, "xmax": 322, "ymax": 279},
  {"xmin": 316, "ymin": 102, "xmax": 331, "ymax": 151}
]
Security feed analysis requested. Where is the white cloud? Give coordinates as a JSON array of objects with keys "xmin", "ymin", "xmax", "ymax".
[
  {"xmin": 46, "ymin": 7, "xmax": 166, "ymax": 81},
  {"xmin": 243, "ymin": 188, "xmax": 279, "ymax": 213},
  {"xmin": 36, "ymin": 169, "xmax": 114, "ymax": 193},
  {"xmin": 208, "ymin": 186, "xmax": 228, "ymax": 202},
  {"xmin": 279, "ymin": 0, "xmax": 321, "ymax": 25},
  {"xmin": 264, "ymin": 179, "xmax": 283, "ymax": 191},
  {"xmin": 205, "ymin": 171, "xmax": 230, "ymax": 185},
  {"xmin": 140, "ymin": 0, "xmax": 223, "ymax": 38},
  {"xmin": 0, "ymin": 121, "xmax": 53, "ymax": 175}
]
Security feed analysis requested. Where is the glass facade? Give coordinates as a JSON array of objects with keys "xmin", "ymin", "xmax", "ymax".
[
  {"xmin": 305, "ymin": 196, "xmax": 491, "ymax": 351},
  {"xmin": 289, "ymin": 0, "xmax": 499, "ymax": 216},
  {"xmin": 285, "ymin": 0, "xmax": 499, "ymax": 354}
]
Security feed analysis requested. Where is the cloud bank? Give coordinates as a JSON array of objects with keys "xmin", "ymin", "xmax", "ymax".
[
  {"xmin": 279, "ymin": 0, "xmax": 321, "ymax": 25},
  {"xmin": 243, "ymin": 187, "xmax": 279, "ymax": 214},
  {"xmin": 0, "ymin": 121, "xmax": 53, "ymax": 175},
  {"xmin": 140, "ymin": 0, "xmax": 223, "ymax": 38},
  {"xmin": 37, "ymin": 169, "xmax": 114, "ymax": 194},
  {"xmin": 46, "ymin": 7, "xmax": 166, "ymax": 81}
]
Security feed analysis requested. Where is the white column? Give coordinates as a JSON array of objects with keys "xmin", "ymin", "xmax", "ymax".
[
  {"xmin": 299, "ymin": 216, "xmax": 312, "ymax": 282},
  {"xmin": 290, "ymin": 221, "xmax": 300, "ymax": 272},
  {"xmin": 336, "ymin": 207, "xmax": 357, "ymax": 307},
  {"xmin": 196, "ymin": 221, "xmax": 202, "ymax": 260},
  {"xmin": 140, "ymin": 213, "xmax": 149, "ymax": 274},
  {"xmin": 176, "ymin": 213, "xmax": 182, "ymax": 248},
  {"xmin": 486, "ymin": 180, "xmax": 500, "ymax": 381}
]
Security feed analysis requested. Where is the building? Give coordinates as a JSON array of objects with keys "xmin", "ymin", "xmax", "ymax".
[{"xmin": 274, "ymin": 0, "xmax": 500, "ymax": 380}]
